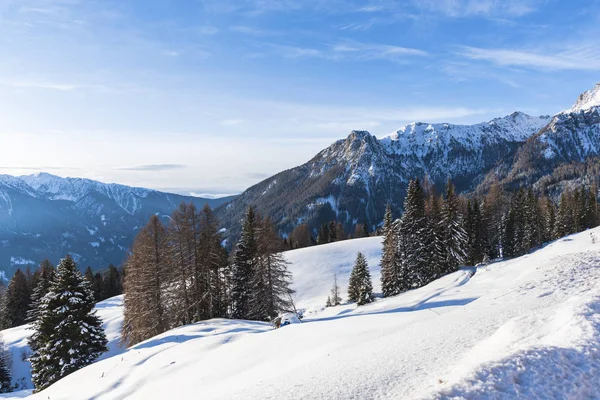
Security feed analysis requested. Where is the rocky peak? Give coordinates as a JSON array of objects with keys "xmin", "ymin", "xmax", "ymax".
[{"xmin": 568, "ymin": 82, "xmax": 600, "ymax": 113}]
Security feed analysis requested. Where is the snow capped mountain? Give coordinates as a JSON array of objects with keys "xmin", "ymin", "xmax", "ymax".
[
  {"xmin": 0, "ymin": 174, "xmax": 235, "ymax": 276},
  {"xmin": 218, "ymin": 83, "xmax": 600, "ymax": 241},
  {"xmin": 217, "ymin": 112, "xmax": 552, "ymax": 240},
  {"xmin": 500, "ymin": 83, "xmax": 600, "ymax": 189},
  {"xmin": 567, "ymin": 82, "xmax": 600, "ymax": 113}
]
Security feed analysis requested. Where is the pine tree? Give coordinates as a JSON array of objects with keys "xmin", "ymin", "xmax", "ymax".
[
  {"xmin": 482, "ymin": 182, "xmax": 505, "ymax": 259},
  {"xmin": 0, "ymin": 333, "xmax": 11, "ymax": 393},
  {"xmin": 426, "ymin": 193, "xmax": 446, "ymax": 279},
  {"xmin": 198, "ymin": 204, "xmax": 229, "ymax": 320},
  {"xmin": 121, "ymin": 215, "xmax": 170, "ymax": 347},
  {"xmin": 398, "ymin": 179, "xmax": 431, "ymax": 287},
  {"xmin": 328, "ymin": 221, "xmax": 337, "ymax": 242},
  {"xmin": 84, "ymin": 267, "xmax": 102, "ymax": 302},
  {"xmin": 440, "ymin": 181, "xmax": 467, "ymax": 273},
  {"xmin": 26, "ymin": 260, "xmax": 55, "ymax": 324},
  {"xmin": 317, "ymin": 223, "xmax": 330, "ymax": 244},
  {"xmin": 103, "ymin": 265, "xmax": 122, "ymax": 299},
  {"xmin": 380, "ymin": 204, "xmax": 399, "ymax": 297},
  {"xmin": 554, "ymin": 191, "xmax": 572, "ymax": 239},
  {"xmin": 29, "ymin": 255, "xmax": 108, "ymax": 392},
  {"xmin": 466, "ymin": 199, "xmax": 485, "ymax": 265},
  {"xmin": 347, "ymin": 252, "xmax": 373, "ymax": 306},
  {"xmin": 3, "ymin": 269, "xmax": 31, "ymax": 328},
  {"xmin": 231, "ymin": 207, "xmax": 258, "ymax": 320},
  {"xmin": 542, "ymin": 197, "xmax": 556, "ymax": 243},
  {"xmin": 249, "ymin": 217, "xmax": 294, "ymax": 321}
]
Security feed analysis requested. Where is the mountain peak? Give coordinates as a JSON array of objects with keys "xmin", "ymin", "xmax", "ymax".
[{"xmin": 568, "ymin": 82, "xmax": 600, "ymax": 113}]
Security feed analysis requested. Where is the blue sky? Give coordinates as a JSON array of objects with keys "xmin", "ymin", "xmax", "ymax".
[{"xmin": 1, "ymin": 0, "xmax": 599, "ymax": 195}]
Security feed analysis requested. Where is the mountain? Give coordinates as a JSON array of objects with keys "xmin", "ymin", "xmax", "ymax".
[
  {"xmin": 0, "ymin": 173, "xmax": 235, "ymax": 275},
  {"xmin": 8, "ymin": 228, "xmax": 600, "ymax": 398},
  {"xmin": 491, "ymin": 83, "xmax": 600, "ymax": 193},
  {"xmin": 216, "ymin": 112, "xmax": 552, "ymax": 240},
  {"xmin": 217, "ymin": 83, "xmax": 600, "ymax": 241}
]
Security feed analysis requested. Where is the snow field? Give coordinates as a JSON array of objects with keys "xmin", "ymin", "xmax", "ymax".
[{"xmin": 2, "ymin": 229, "xmax": 600, "ymax": 399}]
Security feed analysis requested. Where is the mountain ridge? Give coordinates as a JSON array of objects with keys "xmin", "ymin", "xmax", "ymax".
[{"xmin": 0, "ymin": 173, "xmax": 235, "ymax": 275}]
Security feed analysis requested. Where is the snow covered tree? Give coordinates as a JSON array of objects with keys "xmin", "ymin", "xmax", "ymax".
[
  {"xmin": 122, "ymin": 215, "xmax": 170, "ymax": 347},
  {"xmin": 29, "ymin": 255, "xmax": 107, "ymax": 392},
  {"xmin": 380, "ymin": 204, "xmax": 400, "ymax": 297},
  {"xmin": 231, "ymin": 207, "xmax": 258, "ymax": 320},
  {"xmin": 440, "ymin": 181, "xmax": 467, "ymax": 273},
  {"xmin": 482, "ymin": 182, "xmax": 505, "ymax": 259},
  {"xmin": 398, "ymin": 179, "xmax": 430, "ymax": 287},
  {"xmin": 26, "ymin": 261, "xmax": 55, "ymax": 324},
  {"xmin": 0, "ymin": 334, "xmax": 11, "ymax": 393},
  {"xmin": 426, "ymin": 193, "xmax": 446, "ymax": 279},
  {"xmin": 347, "ymin": 252, "xmax": 373, "ymax": 306}
]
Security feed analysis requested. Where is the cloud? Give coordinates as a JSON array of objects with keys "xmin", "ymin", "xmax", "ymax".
[
  {"xmin": 458, "ymin": 45, "xmax": 600, "ymax": 71},
  {"xmin": 415, "ymin": 0, "xmax": 541, "ymax": 18},
  {"xmin": 261, "ymin": 40, "xmax": 427, "ymax": 62},
  {"xmin": 219, "ymin": 119, "xmax": 245, "ymax": 126},
  {"xmin": 230, "ymin": 26, "xmax": 280, "ymax": 36},
  {"xmin": 116, "ymin": 164, "xmax": 188, "ymax": 171}
]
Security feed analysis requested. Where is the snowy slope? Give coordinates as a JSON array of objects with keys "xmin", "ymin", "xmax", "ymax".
[
  {"xmin": 4, "ymin": 229, "xmax": 598, "ymax": 400},
  {"xmin": 0, "ymin": 296, "xmax": 125, "ymax": 396}
]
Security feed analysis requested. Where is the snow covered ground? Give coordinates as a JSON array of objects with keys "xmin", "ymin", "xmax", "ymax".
[{"xmin": 3, "ymin": 229, "xmax": 600, "ymax": 399}]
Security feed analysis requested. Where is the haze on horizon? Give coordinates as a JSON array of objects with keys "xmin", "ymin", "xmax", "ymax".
[{"xmin": 1, "ymin": 0, "xmax": 599, "ymax": 196}]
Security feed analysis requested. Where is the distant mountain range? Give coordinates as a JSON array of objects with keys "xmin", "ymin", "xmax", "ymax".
[
  {"xmin": 2, "ymin": 83, "xmax": 599, "ymax": 274},
  {"xmin": 216, "ymin": 83, "xmax": 600, "ymax": 240},
  {"xmin": 0, "ymin": 173, "xmax": 234, "ymax": 276}
]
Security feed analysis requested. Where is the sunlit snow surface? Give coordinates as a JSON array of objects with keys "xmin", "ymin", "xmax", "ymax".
[{"xmin": 2, "ymin": 229, "xmax": 600, "ymax": 399}]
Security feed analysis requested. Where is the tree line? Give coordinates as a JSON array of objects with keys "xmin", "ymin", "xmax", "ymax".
[
  {"xmin": 380, "ymin": 179, "xmax": 599, "ymax": 297},
  {"xmin": 121, "ymin": 204, "xmax": 295, "ymax": 347},
  {"xmin": 0, "ymin": 262, "xmax": 122, "ymax": 331}
]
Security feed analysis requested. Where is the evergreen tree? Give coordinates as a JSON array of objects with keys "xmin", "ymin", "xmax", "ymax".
[
  {"xmin": 84, "ymin": 267, "xmax": 102, "ymax": 302},
  {"xmin": 317, "ymin": 223, "xmax": 330, "ymax": 244},
  {"xmin": 554, "ymin": 191, "xmax": 573, "ymax": 239},
  {"xmin": 3, "ymin": 269, "xmax": 31, "ymax": 328},
  {"xmin": 231, "ymin": 207, "xmax": 258, "ymax": 320},
  {"xmin": 328, "ymin": 221, "xmax": 337, "ymax": 242},
  {"xmin": 466, "ymin": 199, "xmax": 485, "ymax": 265},
  {"xmin": 426, "ymin": 193, "xmax": 446, "ymax": 279},
  {"xmin": 249, "ymin": 217, "xmax": 295, "ymax": 321},
  {"xmin": 380, "ymin": 204, "xmax": 400, "ymax": 297},
  {"xmin": 0, "ymin": 334, "xmax": 11, "ymax": 393},
  {"xmin": 103, "ymin": 265, "xmax": 122, "ymax": 299},
  {"xmin": 26, "ymin": 260, "xmax": 55, "ymax": 324},
  {"xmin": 347, "ymin": 252, "xmax": 373, "ymax": 306},
  {"xmin": 397, "ymin": 179, "xmax": 430, "ymax": 288},
  {"xmin": 29, "ymin": 255, "xmax": 108, "ymax": 392},
  {"xmin": 482, "ymin": 182, "xmax": 505, "ymax": 259},
  {"xmin": 198, "ymin": 204, "xmax": 229, "ymax": 320},
  {"xmin": 542, "ymin": 197, "xmax": 556, "ymax": 243},
  {"xmin": 440, "ymin": 181, "xmax": 467, "ymax": 273}
]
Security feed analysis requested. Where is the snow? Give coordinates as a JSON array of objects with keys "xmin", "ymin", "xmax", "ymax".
[
  {"xmin": 9, "ymin": 257, "xmax": 35, "ymax": 267},
  {"xmin": 3, "ymin": 229, "xmax": 600, "ymax": 399},
  {"xmin": 0, "ymin": 296, "xmax": 124, "ymax": 398},
  {"xmin": 568, "ymin": 82, "xmax": 600, "ymax": 113}
]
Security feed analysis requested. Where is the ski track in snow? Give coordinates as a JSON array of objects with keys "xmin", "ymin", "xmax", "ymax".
[{"xmin": 1, "ymin": 230, "xmax": 600, "ymax": 399}]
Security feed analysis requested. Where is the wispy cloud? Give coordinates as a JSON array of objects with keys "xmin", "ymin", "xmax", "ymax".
[
  {"xmin": 260, "ymin": 40, "xmax": 427, "ymax": 62},
  {"xmin": 116, "ymin": 164, "xmax": 188, "ymax": 171},
  {"xmin": 230, "ymin": 26, "xmax": 281, "ymax": 36},
  {"xmin": 415, "ymin": 0, "xmax": 541, "ymax": 18},
  {"xmin": 459, "ymin": 45, "xmax": 600, "ymax": 71}
]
